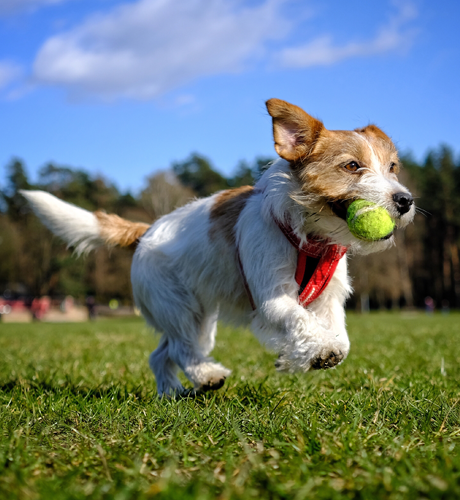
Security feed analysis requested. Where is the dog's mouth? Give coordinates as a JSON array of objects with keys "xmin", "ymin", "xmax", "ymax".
[
  {"xmin": 327, "ymin": 199, "xmax": 395, "ymax": 241},
  {"xmin": 379, "ymin": 231, "xmax": 394, "ymax": 240},
  {"xmin": 328, "ymin": 199, "xmax": 352, "ymax": 221}
]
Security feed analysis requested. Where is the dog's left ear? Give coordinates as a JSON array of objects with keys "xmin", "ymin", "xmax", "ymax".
[{"xmin": 266, "ymin": 98, "xmax": 324, "ymax": 162}]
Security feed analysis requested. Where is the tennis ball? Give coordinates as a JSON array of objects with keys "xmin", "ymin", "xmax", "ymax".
[{"xmin": 346, "ymin": 200, "xmax": 395, "ymax": 241}]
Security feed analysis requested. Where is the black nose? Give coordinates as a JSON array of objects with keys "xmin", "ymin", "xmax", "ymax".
[{"xmin": 393, "ymin": 192, "xmax": 413, "ymax": 215}]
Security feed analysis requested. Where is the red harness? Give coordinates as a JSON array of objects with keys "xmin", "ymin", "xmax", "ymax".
[{"xmin": 238, "ymin": 215, "xmax": 348, "ymax": 310}]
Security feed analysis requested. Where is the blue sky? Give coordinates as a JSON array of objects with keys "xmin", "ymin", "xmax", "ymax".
[{"xmin": 0, "ymin": 0, "xmax": 459, "ymax": 193}]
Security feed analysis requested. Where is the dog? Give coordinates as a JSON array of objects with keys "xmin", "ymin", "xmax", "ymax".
[{"xmin": 21, "ymin": 98, "xmax": 415, "ymax": 396}]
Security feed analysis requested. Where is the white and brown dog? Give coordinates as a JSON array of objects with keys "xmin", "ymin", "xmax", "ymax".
[{"xmin": 22, "ymin": 99, "xmax": 415, "ymax": 396}]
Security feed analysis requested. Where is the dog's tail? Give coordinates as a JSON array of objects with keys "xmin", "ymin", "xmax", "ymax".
[{"xmin": 20, "ymin": 190, "xmax": 150, "ymax": 254}]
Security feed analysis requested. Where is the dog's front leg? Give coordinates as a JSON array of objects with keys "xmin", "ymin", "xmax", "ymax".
[
  {"xmin": 242, "ymin": 235, "xmax": 350, "ymax": 373},
  {"xmin": 251, "ymin": 293, "xmax": 349, "ymax": 373},
  {"xmin": 238, "ymin": 210, "xmax": 351, "ymax": 373}
]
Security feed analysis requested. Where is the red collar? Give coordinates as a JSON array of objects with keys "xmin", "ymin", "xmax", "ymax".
[
  {"xmin": 237, "ymin": 214, "xmax": 348, "ymax": 311},
  {"xmin": 273, "ymin": 216, "xmax": 348, "ymax": 307}
]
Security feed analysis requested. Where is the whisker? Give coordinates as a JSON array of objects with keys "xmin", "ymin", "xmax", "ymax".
[{"xmin": 415, "ymin": 207, "xmax": 431, "ymax": 217}]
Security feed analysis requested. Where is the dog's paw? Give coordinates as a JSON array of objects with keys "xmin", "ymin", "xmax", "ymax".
[
  {"xmin": 311, "ymin": 349, "xmax": 344, "ymax": 370},
  {"xmin": 176, "ymin": 376, "xmax": 227, "ymax": 398},
  {"xmin": 275, "ymin": 340, "xmax": 348, "ymax": 373},
  {"xmin": 274, "ymin": 354, "xmax": 290, "ymax": 372},
  {"xmin": 198, "ymin": 375, "xmax": 227, "ymax": 393},
  {"xmin": 190, "ymin": 364, "xmax": 231, "ymax": 393}
]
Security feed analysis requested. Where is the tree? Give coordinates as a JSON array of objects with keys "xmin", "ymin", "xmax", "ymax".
[
  {"xmin": 141, "ymin": 171, "xmax": 194, "ymax": 220},
  {"xmin": 173, "ymin": 153, "xmax": 228, "ymax": 197},
  {"xmin": 1, "ymin": 159, "xmax": 32, "ymax": 221},
  {"xmin": 228, "ymin": 156, "xmax": 274, "ymax": 187},
  {"xmin": 2, "ymin": 147, "xmax": 460, "ymax": 310},
  {"xmin": 417, "ymin": 146, "xmax": 460, "ymax": 307}
]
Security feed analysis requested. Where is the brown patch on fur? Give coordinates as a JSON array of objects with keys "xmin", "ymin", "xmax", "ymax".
[
  {"xmin": 94, "ymin": 211, "xmax": 150, "ymax": 248},
  {"xmin": 266, "ymin": 98, "xmax": 324, "ymax": 162},
  {"xmin": 297, "ymin": 130, "xmax": 367, "ymax": 201},
  {"xmin": 209, "ymin": 186, "xmax": 254, "ymax": 245}
]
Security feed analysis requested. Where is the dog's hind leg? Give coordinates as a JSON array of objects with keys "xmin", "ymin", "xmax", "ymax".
[
  {"xmin": 137, "ymin": 287, "xmax": 230, "ymax": 394},
  {"xmin": 182, "ymin": 307, "xmax": 231, "ymax": 392},
  {"xmin": 133, "ymin": 251, "xmax": 230, "ymax": 394},
  {"xmin": 149, "ymin": 337, "xmax": 184, "ymax": 397},
  {"xmin": 170, "ymin": 342, "xmax": 231, "ymax": 394},
  {"xmin": 150, "ymin": 324, "xmax": 230, "ymax": 395},
  {"xmin": 164, "ymin": 306, "xmax": 230, "ymax": 393},
  {"xmin": 149, "ymin": 321, "xmax": 229, "ymax": 396}
]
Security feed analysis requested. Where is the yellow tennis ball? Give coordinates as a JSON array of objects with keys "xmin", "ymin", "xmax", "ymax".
[{"xmin": 346, "ymin": 200, "xmax": 395, "ymax": 241}]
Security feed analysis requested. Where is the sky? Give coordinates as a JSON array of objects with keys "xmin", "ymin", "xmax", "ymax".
[{"xmin": 0, "ymin": 0, "xmax": 459, "ymax": 194}]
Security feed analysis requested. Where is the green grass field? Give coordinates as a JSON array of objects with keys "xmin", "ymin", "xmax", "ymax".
[{"xmin": 1, "ymin": 313, "xmax": 460, "ymax": 499}]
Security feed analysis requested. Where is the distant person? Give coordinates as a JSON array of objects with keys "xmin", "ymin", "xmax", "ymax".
[
  {"xmin": 60, "ymin": 295, "xmax": 74, "ymax": 314},
  {"xmin": 31, "ymin": 296, "xmax": 50, "ymax": 321},
  {"xmin": 442, "ymin": 299, "xmax": 450, "ymax": 315},
  {"xmin": 424, "ymin": 296, "xmax": 435, "ymax": 315},
  {"xmin": 31, "ymin": 298, "xmax": 40, "ymax": 321},
  {"xmin": 86, "ymin": 296, "xmax": 96, "ymax": 321}
]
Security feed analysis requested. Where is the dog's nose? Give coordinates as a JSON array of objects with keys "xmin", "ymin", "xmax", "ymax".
[{"xmin": 392, "ymin": 192, "xmax": 413, "ymax": 215}]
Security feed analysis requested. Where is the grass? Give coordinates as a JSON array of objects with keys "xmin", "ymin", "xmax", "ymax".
[{"xmin": 1, "ymin": 313, "xmax": 460, "ymax": 499}]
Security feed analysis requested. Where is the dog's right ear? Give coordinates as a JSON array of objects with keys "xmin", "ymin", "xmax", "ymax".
[{"xmin": 266, "ymin": 98, "xmax": 324, "ymax": 162}]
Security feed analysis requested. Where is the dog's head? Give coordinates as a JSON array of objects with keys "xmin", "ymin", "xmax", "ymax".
[{"xmin": 266, "ymin": 98, "xmax": 415, "ymax": 253}]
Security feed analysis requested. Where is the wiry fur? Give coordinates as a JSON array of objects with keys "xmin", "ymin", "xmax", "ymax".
[
  {"xmin": 20, "ymin": 190, "xmax": 104, "ymax": 254},
  {"xmin": 21, "ymin": 98, "xmax": 415, "ymax": 396},
  {"xmin": 94, "ymin": 211, "xmax": 150, "ymax": 248}
]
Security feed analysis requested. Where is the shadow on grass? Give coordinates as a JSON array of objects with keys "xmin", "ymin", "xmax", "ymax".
[
  {"xmin": 0, "ymin": 378, "xmax": 155, "ymax": 402},
  {"xmin": 1, "ymin": 376, "xmax": 287, "ymax": 406}
]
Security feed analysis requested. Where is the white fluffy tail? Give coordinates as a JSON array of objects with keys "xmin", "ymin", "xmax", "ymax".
[{"xmin": 20, "ymin": 190, "xmax": 150, "ymax": 254}]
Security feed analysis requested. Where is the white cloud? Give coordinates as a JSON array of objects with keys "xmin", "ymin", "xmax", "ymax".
[
  {"xmin": 276, "ymin": 2, "xmax": 418, "ymax": 68},
  {"xmin": 32, "ymin": 0, "xmax": 290, "ymax": 101},
  {"xmin": 0, "ymin": 0, "xmax": 66, "ymax": 15},
  {"xmin": 0, "ymin": 61, "xmax": 21, "ymax": 90}
]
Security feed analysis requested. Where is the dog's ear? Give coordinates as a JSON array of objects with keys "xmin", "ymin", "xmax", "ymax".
[
  {"xmin": 266, "ymin": 98, "xmax": 324, "ymax": 162},
  {"xmin": 355, "ymin": 124, "xmax": 392, "ymax": 142}
]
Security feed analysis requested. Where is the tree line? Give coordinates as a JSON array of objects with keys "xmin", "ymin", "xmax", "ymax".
[{"xmin": 0, "ymin": 147, "xmax": 458, "ymax": 310}]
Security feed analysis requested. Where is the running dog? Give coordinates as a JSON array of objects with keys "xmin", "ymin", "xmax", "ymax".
[{"xmin": 21, "ymin": 98, "xmax": 415, "ymax": 396}]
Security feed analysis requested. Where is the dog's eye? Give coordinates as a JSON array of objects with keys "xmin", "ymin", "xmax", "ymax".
[
  {"xmin": 389, "ymin": 162, "xmax": 397, "ymax": 173},
  {"xmin": 344, "ymin": 161, "xmax": 360, "ymax": 172}
]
